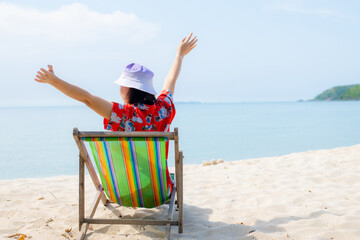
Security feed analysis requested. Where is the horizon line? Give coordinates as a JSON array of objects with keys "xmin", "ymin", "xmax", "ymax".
[{"xmin": 3, "ymin": 99, "xmax": 357, "ymax": 109}]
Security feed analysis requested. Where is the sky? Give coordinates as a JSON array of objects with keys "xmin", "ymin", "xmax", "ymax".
[{"xmin": 0, "ymin": 0, "xmax": 359, "ymax": 106}]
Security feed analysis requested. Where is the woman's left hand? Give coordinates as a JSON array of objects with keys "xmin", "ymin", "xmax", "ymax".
[{"xmin": 177, "ymin": 33, "xmax": 198, "ymax": 58}]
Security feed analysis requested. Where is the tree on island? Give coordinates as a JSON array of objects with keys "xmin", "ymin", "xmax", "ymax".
[{"xmin": 313, "ymin": 84, "xmax": 360, "ymax": 101}]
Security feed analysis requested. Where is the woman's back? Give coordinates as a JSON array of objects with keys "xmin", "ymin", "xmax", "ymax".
[{"xmin": 104, "ymin": 90, "xmax": 175, "ymax": 132}]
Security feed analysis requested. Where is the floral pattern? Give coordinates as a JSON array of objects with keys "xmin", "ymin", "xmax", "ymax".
[{"xmin": 104, "ymin": 90, "xmax": 175, "ymax": 132}]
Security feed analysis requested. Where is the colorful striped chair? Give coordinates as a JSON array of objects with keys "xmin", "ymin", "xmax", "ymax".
[{"xmin": 73, "ymin": 128, "xmax": 183, "ymax": 240}]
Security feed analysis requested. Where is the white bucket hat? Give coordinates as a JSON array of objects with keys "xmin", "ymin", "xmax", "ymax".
[{"xmin": 114, "ymin": 63, "xmax": 157, "ymax": 95}]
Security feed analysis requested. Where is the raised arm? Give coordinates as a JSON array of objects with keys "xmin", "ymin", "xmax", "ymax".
[
  {"xmin": 35, "ymin": 65, "xmax": 113, "ymax": 119},
  {"xmin": 162, "ymin": 33, "xmax": 198, "ymax": 94}
]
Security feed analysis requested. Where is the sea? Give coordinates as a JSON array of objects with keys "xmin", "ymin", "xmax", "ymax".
[{"xmin": 1, "ymin": 101, "xmax": 359, "ymax": 180}]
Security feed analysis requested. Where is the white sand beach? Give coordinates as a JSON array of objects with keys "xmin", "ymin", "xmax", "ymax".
[{"xmin": 1, "ymin": 144, "xmax": 360, "ymax": 240}]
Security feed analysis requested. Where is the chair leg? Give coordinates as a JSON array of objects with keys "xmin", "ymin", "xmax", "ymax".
[
  {"xmin": 77, "ymin": 187, "xmax": 104, "ymax": 240},
  {"xmin": 165, "ymin": 223, "xmax": 171, "ymax": 240},
  {"xmin": 76, "ymin": 224, "xmax": 88, "ymax": 240},
  {"xmin": 178, "ymin": 151, "xmax": 184, "ymax": 233},
  {"xmin": 165, "ymin": 185, "xmax": 177, "ymax": 239},
  {"xmin": 79, "ymin": 156, "xmax": 85, "ymax": 231}
]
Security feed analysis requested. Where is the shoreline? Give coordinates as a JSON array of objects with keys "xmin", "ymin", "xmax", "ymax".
[
  {"xmin": 1, "ymin": 144, "xmax": 360, "ymax": 239},
  {"xmin": 1, "ymin": 143, "xmax": 359, "ymax": 181}
]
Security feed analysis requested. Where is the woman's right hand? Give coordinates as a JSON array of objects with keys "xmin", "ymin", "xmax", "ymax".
[
  {"xmin": 35, "ymin": 65, "xmax": 58, "ymax": 84},
  {"xmin": 34, "ymin": 65, "xmax": 113, "ymax": 119},
  {"xmin": 177, "ymin": 33, "xmax": 198, "ymax": 58}
]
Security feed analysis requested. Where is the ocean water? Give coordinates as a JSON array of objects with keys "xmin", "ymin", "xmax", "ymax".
[{"xmin": 1, "ymin": 101, "xmax": 359, "ymax": 179}]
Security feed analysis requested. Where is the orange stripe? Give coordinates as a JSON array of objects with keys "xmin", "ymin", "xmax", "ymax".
[
  {"xmin": 121, "ymin": 139, "xmax": 139, "ymax": 207},
  {"xmin": 95, "ymin": 141, "xmax": 115, "ymax": 201}
]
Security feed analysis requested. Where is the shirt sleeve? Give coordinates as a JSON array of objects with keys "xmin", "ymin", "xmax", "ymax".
[
  {"xmin": 103, "ymin": 102, "xmax": 125, "ymax": 131},
  {"xmin": 157, "ymin": 90, "xmax": 176, "ymax": 122}
]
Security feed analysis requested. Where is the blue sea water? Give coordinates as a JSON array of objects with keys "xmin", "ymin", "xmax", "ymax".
[{"xmin": 0, "ymin": 101, "xmax": 359, "ymax": 179}]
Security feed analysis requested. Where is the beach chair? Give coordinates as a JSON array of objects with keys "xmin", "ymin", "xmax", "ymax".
[{"xmin": 73, "ymin": 128, "xmax": 183, "ymax": 240}]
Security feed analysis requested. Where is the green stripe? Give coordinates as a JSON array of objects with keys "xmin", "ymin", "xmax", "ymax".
[
  {"xmin": 108, "ymin": 141, "xmax": 132, "ymax": 206},
  {"xmin": 160, "ymin": 138, "xmax": 169, "ymax": 200}
]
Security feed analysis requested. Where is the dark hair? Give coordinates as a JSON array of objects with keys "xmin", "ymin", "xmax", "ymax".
[{"xmin": 127, "ymin": 88, "xmax": 156, "ymax": 105}]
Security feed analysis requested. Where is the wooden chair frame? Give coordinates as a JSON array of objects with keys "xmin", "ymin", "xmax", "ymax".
[{"xmin": 73, "ymin": 128, "xmax": 183, "ymax": 240}]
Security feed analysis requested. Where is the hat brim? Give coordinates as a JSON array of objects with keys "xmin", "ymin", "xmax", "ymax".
[{"xmin": 114, "ymin": 76, "xmax": 157, "ymax": 95}]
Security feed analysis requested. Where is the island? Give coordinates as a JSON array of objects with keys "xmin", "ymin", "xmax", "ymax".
[{"xmin": 313, "ymin": 84, "xmax": 360, "ymax": 101}]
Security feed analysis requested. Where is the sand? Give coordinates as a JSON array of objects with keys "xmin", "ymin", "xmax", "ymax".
[{"xmin": 1, "ymin": 144, "xmax": 360, "ymax": 240}]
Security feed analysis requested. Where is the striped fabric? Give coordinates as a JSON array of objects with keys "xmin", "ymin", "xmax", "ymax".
[{"xmin": 83, "ymin": 137, "xmax": 172, "ymax": 208}]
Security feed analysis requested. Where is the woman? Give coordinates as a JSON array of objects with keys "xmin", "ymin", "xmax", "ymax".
[{"xmin": 34, "ymin": 33, "xmax": 197, "ymax": 132}]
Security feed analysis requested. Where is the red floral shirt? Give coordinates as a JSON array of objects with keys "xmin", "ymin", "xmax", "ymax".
[{"xmin": 104, "ymin": 90, "xmax": 175, "ymax": 132}]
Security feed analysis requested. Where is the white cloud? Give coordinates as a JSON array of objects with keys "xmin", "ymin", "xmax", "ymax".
[
  {"xmin": 0, "ymin": 2, "xmax": 159, "ymax": 43},
  {"xmin": 267, "ymin": 0, "xmax": 354, "ymax": 19}
]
